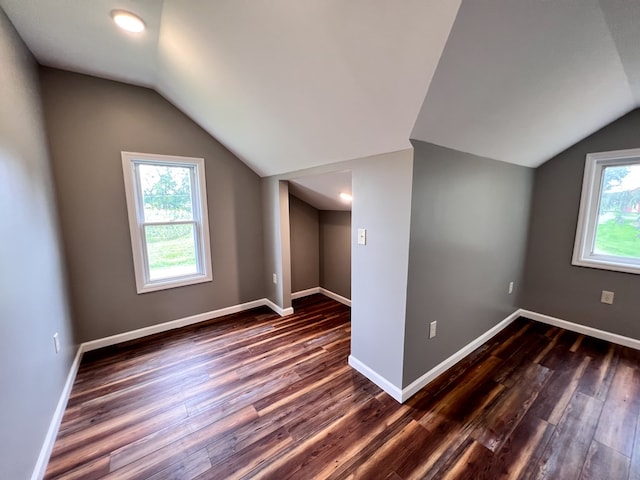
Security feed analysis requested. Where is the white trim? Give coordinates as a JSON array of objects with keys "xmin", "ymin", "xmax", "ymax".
[
  {"xmin": 32, "ymin": 305, "xmax": 640, "ymax": 479},
  {"xmin": 83, "ymin": 299, "xmax": 286, "ymax": 352},
  {"xmin": 348, "ymin": 355, "xmax": 402, "ymax": 402},
  {"xmin": 31, "ymin": 346, "xmax": 83, "ymax": 480},
  {"xmin": 572, "ymin": 149, "xmax": 640, "ymax": 275},
  {"xmin": 319, "ymin": 288, "xmax": 351, "ymax": 307},
  {"xmin": 290, "ymin": 287, "xmax": 351, "ymax": 307},
  {"xmin": 31, "ymin": 297, "xmax": 294, "ymax": 476},
  {"xmin": 400, "ymin": 309, "xmax": 522, "ymax": 402},
  {"xmin": 83, "ymin": 299, "xmax": 265, "ymax": 351},
  {"xmin": 519, "ymin": 309, "xmax": 640, "ymax": 351},
  {"xmin": 121, "ymin": 152, "xmax": 213, "ymax": 294},
  {"xmin": 291, "ymin": 287, "xmax": 320, "ymax": 300},
  {"xmin": 263, "ymin": 298, "xmax": 294, "ymax": 317},
  {"xmin": 353, "ymin": 307, "xmax": 640, "ymax": 404}
]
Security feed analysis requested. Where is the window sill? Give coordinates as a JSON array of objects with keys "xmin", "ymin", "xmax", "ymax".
[
  {"xmin": 572, "ymin": 256, "xmax": 640, "ymax": 276},
  {"xmin": 136, "ymin": 273, "xmax": 213, "ymax": 294}
]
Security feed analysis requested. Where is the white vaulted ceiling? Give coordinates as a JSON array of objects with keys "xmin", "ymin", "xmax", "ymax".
[
  {"xmin": 289, "ymin": 170, "xmax": 353, "ymax": 211},
  {"xmin": 1, "ymin": 0, "xmax": 640, "ymax": 176},
  {"xmin": 411, "ymin": 0, "xmax": 640, "ymax": 168},
  {"xmin": 0, "ymin": 0, "xmax": 164, "ymax": 88},
  {"xmin": 0, "ymin": 0, "xmax": 461, "ymax": 176}
]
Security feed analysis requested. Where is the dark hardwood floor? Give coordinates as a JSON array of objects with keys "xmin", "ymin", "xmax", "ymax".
[{"xmin": 45, "ymin": 294, "xmax": 640, "ymax": 479}]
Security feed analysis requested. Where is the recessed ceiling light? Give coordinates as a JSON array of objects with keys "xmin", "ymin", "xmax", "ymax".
[
  {"xmin": 111, "ymin": 10, "xmax": 145, "ymax": 33},
  {"xmin": 339, "ymin": 192, "xmax": 353, "ymax": 202}
]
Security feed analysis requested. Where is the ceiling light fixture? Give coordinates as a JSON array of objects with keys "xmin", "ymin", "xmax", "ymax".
[
  {"xmin": 111, "ymin": 10, "xmax": 146, "ymax": 33},
  {"xmin": 339, "ymin": 192, "xmax": 353, "ymax": 202}
]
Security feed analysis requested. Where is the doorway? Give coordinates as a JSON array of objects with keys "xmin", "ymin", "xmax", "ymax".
[{"xmin": 288, "ymin": 170, "xmax": 352, "ymax": 306}]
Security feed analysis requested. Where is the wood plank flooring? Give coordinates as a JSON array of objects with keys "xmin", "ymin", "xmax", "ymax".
[{"xmin": 45, "ymin": 295, "xmax": 640, "ymax": 479}]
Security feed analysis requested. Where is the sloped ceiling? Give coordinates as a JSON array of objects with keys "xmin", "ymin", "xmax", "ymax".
[
  {"xmin": 289, "ymin": 170, "xmax": 352, "ymax": 211},
  {"xmin": 0, "ymin": 0, "xmax": 461, "ymax": 176},
  {"xmin": 411, "ymin": 0, "xmax": 640, "ymax": 168},
  {"xmin": 1, "ymin": 0, "xmax": 639, "ymax": 177},
  {"xmin": 0, "ymin": 0, "xmax": 163, "ymax": 88}
]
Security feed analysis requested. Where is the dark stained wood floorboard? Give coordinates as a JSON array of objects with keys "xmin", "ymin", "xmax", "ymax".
[{"xmin": 46, "ymin": 295, "xmax": 640, "ymax": 479}]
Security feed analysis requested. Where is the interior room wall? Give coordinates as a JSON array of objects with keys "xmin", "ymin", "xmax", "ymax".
[
  {"xmin": 262, "ymin": 179, "xmax": 292, "ymax": 310},
  {"xmin": 350, "ymin": 149, "xmax": 414, "ymax": 390},
  {"xmin": 262, "ymin": 179, "xmax": 281, "ymax": 307},
  {"xmin": 289, "ymin": 193, "xmax": 351, "ymax": 299},
  {"xmin": 263, "ymin": 149, "xmax": 414, "ymax": 392},
  {"xmin": 0, "ymin": 11, "xmax": 76, "ymax": 479},
  {"xmin": 40, "ymin": 68, "xmax": 265, "ymax": 342},
  {"xmin": 319, "ymin": 210, "xmax": 351, "ymax": 299},
  {"xmin": 403, "ymin": 141, "xmax": 533, "ymax": 387},
  {"xmin": 289, "ymin": 194, "xmax": 320, "ymax": 293},
  {"xmin": 521, "ymin": 109, "xmax": 640, "ymax": 339}
]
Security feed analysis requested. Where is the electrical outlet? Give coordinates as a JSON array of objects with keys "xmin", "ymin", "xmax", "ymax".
[
  {"xmin": 272, "ymin": 273, "xmax": 277, "ymax": 285},
  {"xmin": 601, "ymin": 290, "xmax": 614, "ymax": 305},
  {"xmin": 508, "ymin": 281, "xmax": 514, "ymax": 294},
  {"xmin": 429, "ymin": 321, "xmax": 437, "ymax": 339},
  {"xmin": 53, "ymin": 333, "xmax": 60, "ymax": 354}
]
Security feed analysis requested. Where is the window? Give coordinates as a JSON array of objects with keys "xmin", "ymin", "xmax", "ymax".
[
  {"xmin": 122, "ymin": 152, "xmax": 212, "ymax": 293},
  {"xmin": 573, "ymin": 148, "xmax": 640, "ymax": 275}
]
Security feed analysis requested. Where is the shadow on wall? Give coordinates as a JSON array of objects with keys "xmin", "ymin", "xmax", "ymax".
[
  {"xmin": 320, "ymin": 210, "xmax": 351, "ymax": 299},
  {"xmin": 289, "ymin": 193, "xmax": 352, "ymax": 300}
]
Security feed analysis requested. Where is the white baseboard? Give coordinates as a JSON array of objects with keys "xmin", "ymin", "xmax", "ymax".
[
  {"xmin": 290, "ymin": 287, "xmax": 351, "ymax": 307},
  {"xmin": 263, "ymin": 298, "xmax": 294, "ymax": 317},
  {"xmin": 291, "ymin": 287, "xmax": 320, "ymax": 300},
  {"xmin": 48, "ymin": 301, "xmax": 637, "ymax": 477},
  {"xmin": 400, "ymin": 309, "xmax": 522, "ymax": 402},
  {"xmin": 519, "ymin": 309, "xmax": 640, "ymax": 351},
  {"xmin": 31, "ymin": 345, "xmax": 83, "ymax": 480},
  {"xmin": 398, "ymin": 308, "xmax": 640, "ymax": 404},
  {"xmin": 32, "ymin": 296, "xmax": 295, "ymax": 478},
  {"xmin": 348, "ymin": 355, "xmax": 402, "ymax": 402},
  {"xmin": 319, "ymin": 288, "xmax": 351, "ymax": 307},
  {"xmin": 83, "ymin": 298, "xmax": 290, "ymax": 352}
]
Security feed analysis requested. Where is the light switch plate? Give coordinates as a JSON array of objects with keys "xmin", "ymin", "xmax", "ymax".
[{"xmin": 357, "ymin": 228, "xmax": 366, "ymax": 245}]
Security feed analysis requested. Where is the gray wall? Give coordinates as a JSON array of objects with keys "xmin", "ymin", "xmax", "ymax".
[
  {"xmin": 350, "ymin": 150, "xmax": 413, "ymax": 389},
  {"xmin": 289, "ymin": 194, "xmax": 320, "ymax": 293},
  {"xmin": 0, "ymin": 11, "xmax": 76, "ymax": 479},
  {"xmin": 262, "ymin": 149, "xmax": 414, "ymax": 391},
  {"xmin": 262, "ymin": 179, "xmax": 281, "ymax": 306},
  {"xmin": 288, "ymin": 194, "xmax": 351, "ymax": 298},
  {"xmin": 320, "ymin": 210, "xmax": 351, "ymax": 299},
  {"xmin": 521, "ymin": 109, "xmax": 640, "ymax": 339},
  {"xmin": 40, "ymin": 68, "xmax": 265, "ymax": 342},
  {"xmin": 262, "ymin": 179, "xmax": 292, "ymax": 310},
  {"xmin": 403, "ymin": 141, "xmax": 533, "ymax": 387}
]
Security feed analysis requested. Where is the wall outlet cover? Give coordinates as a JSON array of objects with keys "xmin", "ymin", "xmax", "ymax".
[{"xmin": 601, "ymin": 290, "xmax": 614, "ymax": 305}]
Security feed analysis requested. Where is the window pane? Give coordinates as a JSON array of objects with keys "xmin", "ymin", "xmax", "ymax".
[
  {"xmin": 138, "ymin": 164, "xmax": 193, "ymax": 222},
  {"xmin": 145, "ymin": 224, "xmax": 198, "ymax": 280},
  {"xmin": 594, "ymin": 163, "xmax": 640, "ymax": 258}
]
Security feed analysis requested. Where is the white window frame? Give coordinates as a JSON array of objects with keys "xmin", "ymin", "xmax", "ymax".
[
  {"xmin": 572, "ymin": 148, "xmax": 640, "ymax": 275},
  {"xmin": 121, "ymin": 152, "xmax": 213, "ymax": 293}
]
